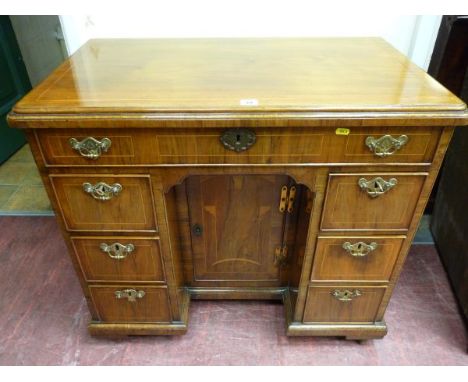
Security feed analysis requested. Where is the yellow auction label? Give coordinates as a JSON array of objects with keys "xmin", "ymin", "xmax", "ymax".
[{"xmin": 335, "ymin": 128, "xmax": 350, "ymax": 136}]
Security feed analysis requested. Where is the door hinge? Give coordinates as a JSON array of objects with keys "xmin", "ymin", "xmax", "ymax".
[
  {"xmin": 274, "ymin": 246, "xmax": 288, "ymax": 267},
  {"xmin": 279, "ymin": 185, "xmax": 296, "ymax": 213}
]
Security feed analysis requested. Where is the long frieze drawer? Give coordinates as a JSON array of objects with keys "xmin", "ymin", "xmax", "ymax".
[
  {"xmin": 310, "ymin": 236, "xmax": 405, "ymax": 281},
  {"xmin": 50, "ymin": 174, "xmax": 157, "ymax": 232},
  {"xmin": 89, "ymin": 285, "xmax": 172, "ymax": 323},
  {"xmin": 303, "ymin": 285, "xmax": 386, "ymax": 323},
  {"xmin": 321, "ymin": 173, "xmax": 426, "ymax": 231},
  {"xmin": 72, "ymin": 237, "xmax": 165, "ymax": 282},
  {"xmin": 35, "ymin": 126, "xmax": 440, "ymax": 166}
]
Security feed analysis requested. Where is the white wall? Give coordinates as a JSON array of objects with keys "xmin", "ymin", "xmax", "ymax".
[{"xmin": 60, "ymin": 10, "xmax": 442, "ymax": 70}]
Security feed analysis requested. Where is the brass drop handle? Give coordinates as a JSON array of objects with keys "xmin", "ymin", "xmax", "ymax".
[
  {"xmin": 115, "ymin": 289, "xmax": 145, "ymax": 302},
  {"xmin": 69, "ymin": 137, "xmax": 111, "ymax": 159},
  {"xmin": 332, "ymin": 289, "xmax": 362, "ymax": 302},
  {"xmin": 365, "ymin": 135, "xmax": 408, "ymax": 157},
  {"xmin": 82, "ymin": 182, "xmax": 122, "ymax": 201},
  {"xmin": 342, "ymin": 241, "xmax": 378, "ymax": 257},
  {"xmin": 100, "ymin": 242, "xmax": 135, "ymax": 259},
  {"xmin": 358, "ymin": 177, "xmax": 397, "ymax": 198}
]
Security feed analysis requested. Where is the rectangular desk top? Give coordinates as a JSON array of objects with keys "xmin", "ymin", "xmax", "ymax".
[
  {"xmin": 12, "ymin": 37, "xmax": 467, "ymax": 113},
  {"xmin": 9, "ymin": 38, "xmax": 468, "ymax": 130}
]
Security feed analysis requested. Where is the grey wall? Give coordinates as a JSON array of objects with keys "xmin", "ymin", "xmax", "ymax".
[{"xmin": 9, "ymin": 16, "xmax": 66, "ymax": 87}]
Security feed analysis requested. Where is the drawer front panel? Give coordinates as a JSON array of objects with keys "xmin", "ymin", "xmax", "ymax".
[
  {"xmin": 321, "ymin": 173, "xmax": 426, "ymax": 231},
  {"xmin": 37, "ymin": 130, "xmax": 157, "ymax": 165},
  {"xmin": 310, "ymin": 236, "xmax": 404, "ymax": 281},
  {"xmin": 72, "ymin": 237, "xmax": 165, "ymax": 282},
  {"xmin": 89, "ymin": 285, "xmax": 171, "ymax": 323},
  {"xmin": 50, "ymin": 175, "xmax": 157, "ymax": 232},
  {"xmin": 36, "ymin": 127, "xmax": 440, "ymax": 166},
  {"xmin": 303, "ymin": 285, "xmax": 386, "ymax": 323},
  {"xmin": 341, "ymin": 127, "xmax": 440, "ymax": 163}
]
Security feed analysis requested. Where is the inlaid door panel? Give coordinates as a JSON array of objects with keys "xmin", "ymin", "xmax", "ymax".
[
  {"xmin": 50, "ymin": 174, "xmax": 157, "ymax": 232},
  {"xmin": 321, "ymin": 173, "xmax": 426, "ymax": 231},
  {"xmin": 186, "ymin": 175, "xmax": 292, "ymax": 285}
]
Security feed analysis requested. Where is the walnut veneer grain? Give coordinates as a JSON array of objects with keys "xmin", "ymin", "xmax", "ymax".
[{"xmin": 8, "ymin": 38, "xmax": 468, "ymax": 339}]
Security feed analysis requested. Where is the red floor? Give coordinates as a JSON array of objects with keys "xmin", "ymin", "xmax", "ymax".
[{"xmin": 0, "ymin": 217, "xmax": 466, "ymax": 365}]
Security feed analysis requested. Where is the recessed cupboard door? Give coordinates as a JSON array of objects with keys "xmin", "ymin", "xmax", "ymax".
[{"xmin": 186, "ymin": 175, "xmax": 294, "ymax": 286}]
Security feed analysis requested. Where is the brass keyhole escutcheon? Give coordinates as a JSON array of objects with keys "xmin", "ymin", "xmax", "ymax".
[
  {"xmin": 192, "ymin": 224, "xmax": 203, "ymax": 236},
  {"xmin": 220, "ymin": 128, "xmax": 256, "ymax": 152}
]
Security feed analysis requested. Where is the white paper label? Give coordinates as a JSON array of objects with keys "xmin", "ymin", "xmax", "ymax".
[{"xmin": 240, "ymin": 99, "xmax": 259, "ymax": 106}]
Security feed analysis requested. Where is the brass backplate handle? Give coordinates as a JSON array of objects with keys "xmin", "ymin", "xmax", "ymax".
[
  {"xmin": 100, "ymin": 242, "xmax": 135, "ymax": 259},
  {"xmin": 69, "ymin": 137, "xmax": 111, "ymax": 159},
  {"xmin": 82, "ymin": 182, "xmax": 122, "ymax": 201},
  {"xmin": 114, "ymin": 289, "xmax": 145, "ymax": 302},
  {"xmin": 365, "ymin": 134, "xmax": 408, "ymax": 157},
  {"xmin": 220, "ymin": 128, "xmax": 256, "ymax": 152},
  {"xmin": 358, "ymin": 177, "xmax": 397, "ymax": 198},
  {"xmin": 342, "ymin": 241, "xmax": 378, "ymax": 257},
  {"xmin": 332, "ymin": 289, "xmax": 362, "ymax": 302}
]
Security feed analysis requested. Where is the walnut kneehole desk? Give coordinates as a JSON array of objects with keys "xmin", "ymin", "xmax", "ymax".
[{"xmin": 8, "ymin": 38, "xmax": 468, "ymax": 340}]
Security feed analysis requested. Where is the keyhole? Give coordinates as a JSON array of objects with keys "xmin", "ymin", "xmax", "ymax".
[
  {"xmin": 192, "ymin": 224, "xmax": 203, "ymax": 236},
  {"xmin": 236, "ymin": 134, "xmax": 241, "ymax": 144}
]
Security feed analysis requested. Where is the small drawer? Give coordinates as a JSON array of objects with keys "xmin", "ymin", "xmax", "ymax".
[
  {"xmin": 72, "ymin": 237, "xmax": 165, "ymax": 282},
  {"xmin": 37, "ymin": 129, "xmax": 157, "ymax": 166},
  {"xmin": 310, "ymin": 236, "xmax": 404, "ymax": 281},
  {"xmin": 303, "ymin": 285, "xmax": 386, "ymax": 323},
  {"xmin": 321, "ymin": 173, "xmax": 426, "ymax": 231},
  {"xmin": 35, "ymin": 127, "xmax": 441, "ymax": 166},
  {"xmin": 50, "ymin": 174, "xmax": 157, "ymax": 232},
  {"xmin": 89, "ymin": 285, "xmax": 171, "ymax": 323},
  {"xmin": 338, "ymin": 126, "xmax": 440, "ymax": 163}
]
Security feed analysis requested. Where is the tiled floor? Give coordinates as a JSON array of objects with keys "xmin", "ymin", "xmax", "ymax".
[
  {"xmin": 0, "ymin": 145, "xmax": 52, "ymax": 215},
  {"xmin": 0, "ymin": 216, "xmax": 466, "ymax": 365}
]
